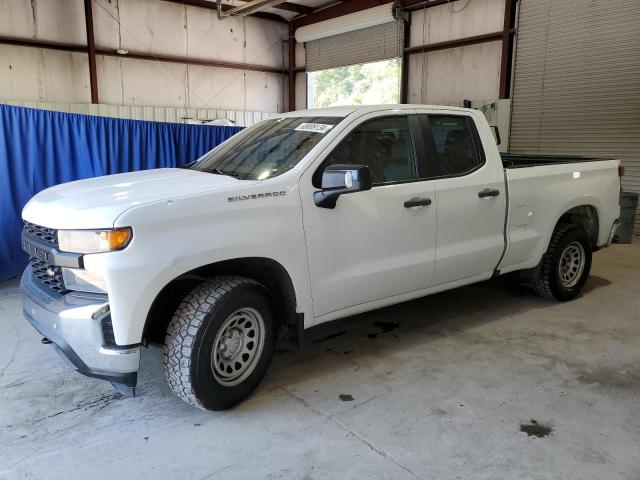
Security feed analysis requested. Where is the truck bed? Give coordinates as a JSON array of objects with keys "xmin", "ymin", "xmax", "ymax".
[
  {"xmin": 501, "ymin": 153, "xmax": 613, "ymax": 169},
  {"xmin": 498, "ymin": 156, "xmax": 620, "ymax": 275}
]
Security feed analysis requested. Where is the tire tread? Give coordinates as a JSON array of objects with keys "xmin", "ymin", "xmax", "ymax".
[
  {"xmin": 163, "ymin": 276, "xmax": 260, "ymax": 410},
  {"xmin": 531, "ymin": 223, "xmax": 577, "ymax": 300}
]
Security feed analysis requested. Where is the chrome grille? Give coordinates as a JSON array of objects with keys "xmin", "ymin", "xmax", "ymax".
[
  {"xmin": 29, "ymin": 257, "xmax": 69, "ymax": 294},
  {"xmin": 23, "ymin": 222, "xmax": 59, "ymax": 247},
  {"xmin": 101, "ymin": 316, "xmax": 116, "ymax": 348},
  {"xmin": 23, "ymin": 221, "xmax": 68, "ymax": 293}
]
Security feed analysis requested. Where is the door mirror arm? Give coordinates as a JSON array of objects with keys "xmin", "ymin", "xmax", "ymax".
[{"xmin": 313, "ymin": 164, "xmax": 372, "ymax": 209}]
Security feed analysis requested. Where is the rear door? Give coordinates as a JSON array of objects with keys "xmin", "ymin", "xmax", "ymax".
[{"xmin": 417, "ymin": 112, "xmax": 506, "ymax": 285}]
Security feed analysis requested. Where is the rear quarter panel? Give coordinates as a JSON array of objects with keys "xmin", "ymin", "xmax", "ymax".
[{"xmin": 499, "ymin": 159, "xmax": 620, "ymax": 273}]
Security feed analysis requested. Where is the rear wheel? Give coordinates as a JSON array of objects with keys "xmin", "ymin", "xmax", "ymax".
[
  {"xmin": 163, "ymin": 276, "xmax": 275, "ymax": 410},
  {"xmin": 529, "ymin": 224, "xmax": 592, "ymax": 301}
]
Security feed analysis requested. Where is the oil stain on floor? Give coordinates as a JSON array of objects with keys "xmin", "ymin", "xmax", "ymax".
[
  {"xmin": 366, "ymin": 321, "xmax": 401, "ymax": 340},
  {"xmin": 372, "ymin": 321, "xmax": 400, "ymax": 333},
  {"xmin": 520, "ymin": 419, "xmax": 553, "ymax": 438},
  {"xmin": 314, "ymin": 331, "xmax": 348, "ymax": 343}
]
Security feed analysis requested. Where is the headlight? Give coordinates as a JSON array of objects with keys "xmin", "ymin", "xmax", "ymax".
[
  {"xmin": 57, "ymin": 228, "xmax": 132, "ymax": 254},
  {"xmin": 62, "ymin": 268, "xmax": 107, "ymax": 294}
]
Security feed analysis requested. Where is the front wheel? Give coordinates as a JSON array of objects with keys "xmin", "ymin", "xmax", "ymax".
[
  {"xmin": 163, "ymin": 276, "xmax": 275, "ymax": 411},
  {"xmin": 529, "ymin": 224, "xmax": 592, "ymax": 301}
]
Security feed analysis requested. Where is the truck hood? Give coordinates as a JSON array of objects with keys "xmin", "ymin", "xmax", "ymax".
[{"xmin": 22, "ymin": 168, "xmax": 252, "ymax": 229}]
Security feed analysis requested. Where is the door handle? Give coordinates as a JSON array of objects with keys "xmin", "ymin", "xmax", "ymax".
[
  {"xmin": 478, "ymin": 188, "xmax": 500, "ymax": 198},
  {"xmin": 404, "ymin": 197, "xmax": 432, "ymax": 208}
]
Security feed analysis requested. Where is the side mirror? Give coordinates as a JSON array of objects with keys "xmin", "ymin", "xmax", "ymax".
[
  {"xmin": 490, "ymin": 125, "xmax": 501, "ymax": 146},
  {"xmin": 313, "ymin": 164, "xmax": 372, "ymax": 209}
]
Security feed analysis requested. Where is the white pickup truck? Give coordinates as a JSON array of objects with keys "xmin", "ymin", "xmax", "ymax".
[{"xmin": 20, "ymin": 105, "xmax": 622, "ymax": 410}]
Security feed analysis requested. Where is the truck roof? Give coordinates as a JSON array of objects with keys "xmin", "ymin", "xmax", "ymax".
[{"xmin": 279, "ymin": 104, "xmax": 474, "ymax": 118}]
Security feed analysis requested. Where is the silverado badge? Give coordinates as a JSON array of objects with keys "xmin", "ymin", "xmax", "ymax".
[{"xmin": 228, "ymin": 191, "xmax": 286, "ymax": 203}]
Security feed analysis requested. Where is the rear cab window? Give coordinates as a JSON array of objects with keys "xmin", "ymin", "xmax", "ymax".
[{"xmin": 419, "ymin": 115, "xmax": 485, "ymax": 178}]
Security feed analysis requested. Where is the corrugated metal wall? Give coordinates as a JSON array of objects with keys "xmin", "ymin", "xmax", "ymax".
[
  {"xmin": 0, "ymin": 1, "xmax": 287, "ymax": 113},
  {"xmin": 407, "ymin": 0, "xmax": 505, "ymax": 105},
  {"xmin": 509, "ymin": 0, "xmax": 640, "ymax": 232}
]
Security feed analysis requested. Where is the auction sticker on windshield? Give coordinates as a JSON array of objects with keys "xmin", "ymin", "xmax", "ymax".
[{"xmin": 295, "ymin": 123, "xmax": 334, "ymax": 134}]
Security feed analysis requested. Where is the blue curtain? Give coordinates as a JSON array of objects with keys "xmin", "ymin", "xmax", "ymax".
[{"xmin": 0, "ymin": 104, "xmax": 242, "ymax": 281}]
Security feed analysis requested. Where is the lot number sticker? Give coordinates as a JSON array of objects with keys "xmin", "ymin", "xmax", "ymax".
[{"xmin": 295, "ymin": 123, "xmax": 334, "ymax": 134}]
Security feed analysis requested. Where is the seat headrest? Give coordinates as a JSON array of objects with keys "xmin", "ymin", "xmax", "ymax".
[{"xmin": 445, "ymin": 130, "xmax": 468, "ymax": 145}]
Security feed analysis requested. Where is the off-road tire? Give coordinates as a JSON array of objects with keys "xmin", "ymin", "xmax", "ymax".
[
  {"xmin": 163, "ymin": 276, "xmax": 275, "ymax": 411},
  {"xmin": 529, "ymin": 224, "xmax": 592, "ymax": 301}
]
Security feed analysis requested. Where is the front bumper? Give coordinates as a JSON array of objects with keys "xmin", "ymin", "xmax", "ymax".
[{"xmin": 20, "ymin": 268, "xmax": 140, "ymax": 388}]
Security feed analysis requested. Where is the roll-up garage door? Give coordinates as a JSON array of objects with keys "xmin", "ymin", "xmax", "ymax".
[
  {"xmin": 305, "ymin": 21, "xmax": 404, "ymax": 72},
  {"xmin": 509, "ymin": 0, "xmax": 640, "ymax": 233},
  {"xmin": 297, "ymin": 3, "xmax": 404, "ymax": 72}
]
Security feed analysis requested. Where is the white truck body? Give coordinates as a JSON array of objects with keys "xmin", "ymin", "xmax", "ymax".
[{"xmin": 20, "ymin": 105, "xmax": 621, "ymax": 397}]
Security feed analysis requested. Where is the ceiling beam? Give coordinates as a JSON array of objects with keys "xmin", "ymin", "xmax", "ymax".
[
  {"xmin": 292, "ymin": 0, "xmax": 458, "ymax": 29},
  {"xmin": 96, "ymin": 48, "xmax": 285, "ymax": 73},
  {"xmin": 292, "ymin": 0, "xmax": 390, "ymax": 29},
  {"xmin": 161, "ymin": 0, "xmax": 287, "ymax": 23},
  {"xmin": 404, "ymin": 0, "xmax": 456, "ymax": 12},
  {"xmin": 0, "ymin": 36, "xmax": 87, "ymax": 53},
  {"xmin": 404, "ymin": 31, "xmax": 504, "ymax": 54},
  {"xmin": 0, "ymin": 36, "xmax": 285, "ymax": 74},
  {"xmin": 270, "ymin": 2, "xmax": 314, "ymax": 14}
]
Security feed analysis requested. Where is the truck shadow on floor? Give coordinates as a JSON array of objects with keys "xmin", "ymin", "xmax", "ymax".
[
  {"xmin": 127, "ymin": 271, "xmax": 617, "ymax": 413},
  {"xmin": 0, "ymin": 272, "xmax": 617, "ymax": 434},
  {"xmin": 263, "ymin": 272, "xmax": 615, "ymax": 390},
  {"xmin": 580, "ymin": 275, "xmax": 611, "ymax": 294}
]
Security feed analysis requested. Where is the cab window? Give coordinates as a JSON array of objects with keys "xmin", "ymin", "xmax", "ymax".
[
  {"xmin": 426, "ymin": 115, "xmax": 483, "ymax": 176},
  {"xmin": 315, "ymin": 116, "xmax": 418, "ymax": 187}
]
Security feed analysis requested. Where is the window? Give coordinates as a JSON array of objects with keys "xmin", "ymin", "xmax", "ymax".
[
  {"xmin": 316, "ymin": 116, "xmax": 417, "ymax": 186},
  {"xmin": 426, "ymin": 116, "xmax": 482, "ymax": 176},
  {"xmin": 307, "ymin": 59, "xmax": 401, "ymax": 109},
  {"xmin": 192, "ymin": 116, "xmax": 343, "ymax": 180}
]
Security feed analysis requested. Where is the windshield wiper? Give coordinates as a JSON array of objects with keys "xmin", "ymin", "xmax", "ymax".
[
  {"xmin": 209, "ymin": 168, "xmax": 239, "ymax": 178},
  {"xmin": 182, "ymin": 160, "xmax": 198, "ymax": 169}
]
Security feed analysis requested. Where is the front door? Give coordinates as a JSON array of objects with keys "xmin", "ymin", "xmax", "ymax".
[{"xmin": 299, "ymin": 112, "xmax": 438, "ymax": 320}]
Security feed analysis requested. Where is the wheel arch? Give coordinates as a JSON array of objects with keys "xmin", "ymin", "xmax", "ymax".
[
  {"xmin": 143, "ymin": 257, "xmax": 301, "ymax": 347},
  {"xmin": 554, "ymin": 204, "xmax": 600, "ymax": 249}
]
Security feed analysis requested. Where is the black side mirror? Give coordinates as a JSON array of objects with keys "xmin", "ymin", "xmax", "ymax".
[
  {"xmin": 313, "ymin": 164, "xmax": 372, "ymax": 209},
  {"xmin": 490, "ymin": 125, "xmax": 501, "ymax": 146}
]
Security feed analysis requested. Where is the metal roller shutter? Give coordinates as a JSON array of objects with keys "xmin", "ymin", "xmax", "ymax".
[
  {"xmin": 305, "ymin": 21, "xmax": 404, "ymax": 72},
  {"xmin": 509, "ymin": 0, "xmax": 640, "ymax": 233}
]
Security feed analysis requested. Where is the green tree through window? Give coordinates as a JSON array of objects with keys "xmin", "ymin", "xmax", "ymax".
[{"xmin": 308, "ymin": 58, "xmax": 401, "ymax": 108}]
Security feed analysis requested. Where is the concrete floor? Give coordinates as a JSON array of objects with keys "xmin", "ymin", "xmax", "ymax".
[{"xmin": 1, "ymin": 244, "xmax": 639, "ymax": 480}]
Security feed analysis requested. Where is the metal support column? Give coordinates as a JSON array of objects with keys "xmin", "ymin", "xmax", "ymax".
[
  {"xmin": 83, "ymin": 0, "xmax": 99, "ymax": 104},
  {"xmin": 288, "ymin": 23, "xmax": 296, "ymax": 111}
]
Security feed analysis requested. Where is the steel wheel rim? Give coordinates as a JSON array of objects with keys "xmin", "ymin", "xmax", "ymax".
[
  {"xmin": 211, "ymin": 307, "xmax": 265, "ymax": 387},
  {"xmin": 558, "ymin": 241, "xmax": 585, "ymax": 288}
]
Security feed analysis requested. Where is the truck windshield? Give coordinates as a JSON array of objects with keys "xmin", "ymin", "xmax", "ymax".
[{"xmin": 191, "ymin": 116, "xmax": 344, "ymax": 180}]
